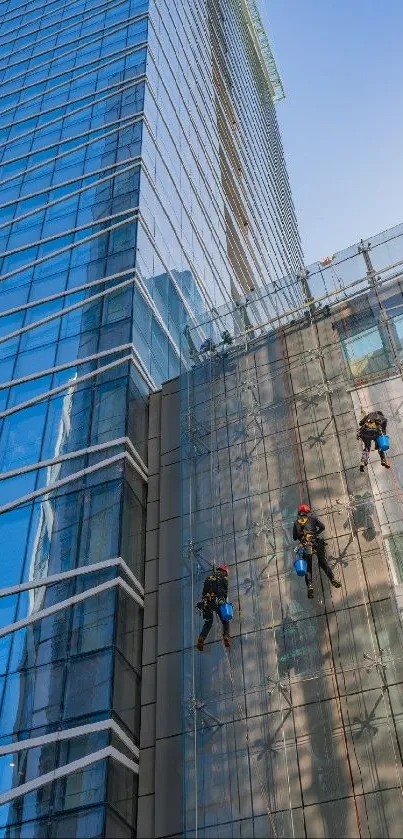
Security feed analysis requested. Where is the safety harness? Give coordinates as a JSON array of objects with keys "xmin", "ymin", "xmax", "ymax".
[{"xmin": 297, "ymin": 515, "xmax": 316, "ymax": 545}]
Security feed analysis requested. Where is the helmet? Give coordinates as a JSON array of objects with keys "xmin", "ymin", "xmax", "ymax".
[
  {"xmin": 298, "ymin": 504, "xmax": 311, "ymax": 514},
  {"xmin": 217, "ymin": 564, "xmax": 229, "ymax": 574}
]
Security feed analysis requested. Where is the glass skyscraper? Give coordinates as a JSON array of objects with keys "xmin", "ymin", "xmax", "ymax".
[{"xmin": 0, "ymin": 0, "xmax": 302, "ymax": 835}]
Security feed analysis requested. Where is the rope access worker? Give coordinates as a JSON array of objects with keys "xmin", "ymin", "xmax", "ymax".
[
  {"xmin": 293, "ymin": 504, "xmax": 341, "ymax": 599},
  {"xmin": 196, "ymin": 564, "xmax": 230, "ymax": 651},
  {"xmin": 358, "ymin": 410, "xmax": 390, "ymax": 471}
]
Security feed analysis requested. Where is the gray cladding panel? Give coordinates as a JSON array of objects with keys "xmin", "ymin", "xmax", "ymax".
[
  {"xmin": 137, "ymin": 794, "xmax": 155, "ymax": 839},
  {"xmin": 160, "ymin": 461, "xmax": 181, "ymax": 521},
  {"xmin": 161, "ymin": 388, "xmax": 180, "ymax": 454},
  {"xmin": 157, "ymin": 579, "xmax": 183, "ymax": 655},
  {"xmin": 138, "ymin": 746, "xmax": 155, "ymax": 797},
  {"xmin": 156, "ymin": 651, "xmax": 182, "ymax": 738},
  {"xmin": 154, "ymin": 735, "xmax": 183, "ymax": 838},
  {"xmin": 159, "ymin": 516, "xmax": 182, "ymax": 583}
]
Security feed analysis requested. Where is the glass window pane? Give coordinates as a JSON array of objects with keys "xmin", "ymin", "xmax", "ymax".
[
  {"xmin": 113, "ymin": 651, "xmax": 141, "ymax": 741},
  {"xmin": 107, "ymin": 759, "xmax": 138, "ymax": 826},
  {"xmin": 63, "ymin": 650, "xmax": 112, "ymax": 723}
]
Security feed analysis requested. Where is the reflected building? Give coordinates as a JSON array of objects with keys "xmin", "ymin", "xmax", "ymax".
[{"xmin": 0, "ymin": 0, "xmax": 302, "ymax": 836}]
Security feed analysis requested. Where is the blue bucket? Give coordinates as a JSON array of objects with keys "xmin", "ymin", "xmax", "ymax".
[
  {"xmin": 219, "ymin": 602, "xmax": 233, "ymax": 622},
  {"xmin": 376, "ymin": 434, "xmax": 389, "ymax": 452},
  {"xmin": 294, "ymin": 556, "xmax": 307, "ymax": 577}
]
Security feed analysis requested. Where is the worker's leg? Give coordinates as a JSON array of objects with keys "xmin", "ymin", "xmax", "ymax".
[
  {"xmin": 317, "ymin": 540, "xmax": 341, "ymax": 589},
  {"xmin": 303, "ymin": 547, "xmax": 313, "ymax": 597},
  {"xmin": 360, "ymin": 437, "xmax": 371, "ymax": 470},
  {"xmin": 197, "ymin": 609, "xmax": 214, "ymax": 650},
  {"xmin": 376, "ymin": 441, "xmax": 390, "ymax": 468},
  {"xmin": 316, "ymin": 540, "xmax": 333, "ymax": 580},
  {"xmin": 221, "ymin": 617, "xmax": 231, "ymax": 648},
  {"xmin": 200, "ymin": 610, "xmax": 214, "ymax": 639}
]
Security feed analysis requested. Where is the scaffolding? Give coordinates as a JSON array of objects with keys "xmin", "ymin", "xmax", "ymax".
[{"xmin": 180, "ymin": 223, "xmax": 403, "ymax": 838}]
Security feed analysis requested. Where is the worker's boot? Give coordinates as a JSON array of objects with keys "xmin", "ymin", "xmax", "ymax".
[
  {"xmin": 330, "ymin": 578, "xmax": 342, "ymax": 589},
  {"xmin": 360, "ymin": 463, "xmax": 365, "ymax": 473},
  {"xmin": 307, "ymin": 586, "xmax": 314, "ymax": 599},
  {"xmin": 381, "ymin": 454, "xmax": 390, "ymax": 469},
  {"xmin": 197, "ymin": 636, "xmax": 204, "ymax": 652},
  {"xmin": 223, "ymin": 636, "xmax": 231, "ymax": 649}
]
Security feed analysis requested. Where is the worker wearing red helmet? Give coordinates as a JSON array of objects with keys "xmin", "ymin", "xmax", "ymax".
[
  {"xmin": 293, "ymin": 504, "xmax": 341, "ymax": 599},
  {"xmin": 196, "ymin": 564, "xmax": 230, "ymax": 651}
]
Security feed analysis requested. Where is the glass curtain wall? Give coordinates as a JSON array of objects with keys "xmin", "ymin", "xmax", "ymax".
[
  {"xmin": 0, "ymin": 0, "xmax": 149, "ymax": 835},
  {"xmin": 180, "ymin": 225, "xmax": 403, "ymax": 838},
  {"xmin": 136, "ymin": 0, "xmax": 305, "ymax": 382}
]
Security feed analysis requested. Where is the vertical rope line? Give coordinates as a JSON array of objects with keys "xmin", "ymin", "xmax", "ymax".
[
  {"xmin": 187, "ymin": 366, "xmax": 198, "ymax": 839},
  {"xmin": 208, "ymin": 317, "xmax": 236, "ymax": 829},
  {"xmin": 243, "ymin": 333, "xmax": 296, "ymax": 837},
  {"xmin": 311, "ymin": 303, "xmax": 403, "ymax": 824},
  {"xmin": 304, "ymin": 311, "xmax": 364, "ymax": 836},
  {"xmin": 338, "ymin": 314, "xmax": 403, "ymax": 799},
  {"xmin": 223, "ymin": 333, "xmax": 255, "ymax": 826},
  {"xmin": 219, "ymin": 320, "xmax": 279, "ymax": 838}
]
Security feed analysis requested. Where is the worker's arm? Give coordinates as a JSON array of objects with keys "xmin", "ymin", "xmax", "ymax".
[
  {"xmin": 202, "ymin": 577, "xmax": 209, "ymax": 598},
  {"xmin": 313, "ymin": 517, "xmax": 326, "ymax": 535},
  {"xmin": 292, "ymin": 522, "xmax": 300, "ymax": 541},
  {"xmin": 216, "ymin": 575, "xmax": 228, "ymax": 602},
  {"xmin": 382, "ymin": 417, "xmax": 388, "ymax": 432},
  {"xmin": 359, "ymin": 414, "xmax": 368, "ymax": 427},
  {"xmin": 220, "ymin": 577, "xmax": 228, "ymax": 601}
]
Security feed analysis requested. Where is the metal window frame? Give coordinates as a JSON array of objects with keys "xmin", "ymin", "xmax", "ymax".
[
  {"xmin": 1, "ymin": 41, "xmax": 148, "ymax": 129},
  {"xmin": 1, "ymin": 266, "xmax": 182, "ymax": 368},
  {"xmin": 0, "ymin": 156, "xmax": 141, "ymax": 233},
  {"xmin": 0, "ymin": 573, "xmax": 143, "ymax": 642},
  {"xmin": 0, "ymin": 349, "xmax": 155, "ymax": 420},
  {"xmin": 0, "ymin": 352, "xmax": 133, "ymax": 420},
  {"xmin": 0, "ymin": 449, "xmax": 147, "ymax": 517},
  {"xmin": 0, "ymin": 745, "xmax": 138, "ymax": 807},
  {"xmin": 0, "ymin": 111, "xmax": 143, "ymax": 187},
  {"xmin": 0, "ymin": 341, "xmax": 134, "ymax": 388},
  {"xmin": 1, "ymin": 8, "xmax": 148, "ymax": 81},
  {"xmin": 1, "ymin": 201, "xmax": 139, "ymax": 256},
  {"xmin": 0, "ymin": 554, "xmax": 144, "ymax": 600},
  {"xmin": 0, "ymin": 435, "xmax": 148, "ymax": 483},
  {"xmin": 0, "ymin": 0, "xmax": 123, "ymax": 43},
  {"xmin": 0, "ymin": 75, "xmax": 146, "ymax": 149},
  {"xmin": 0, "ymin": 212, "xmax": 140, "ymax": 285},
  {"xmin": 0, "ymin": 277, "xmax": 136, "ymax": 346},
  {"xmin": 0, "ymin": 717, "xmax": 139, "ymax": 759}
]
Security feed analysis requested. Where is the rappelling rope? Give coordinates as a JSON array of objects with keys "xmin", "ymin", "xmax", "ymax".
[
  {"xmin": 306, "ymin": 307, "xmax": 374, "ymax": 836},
  {"xmin": 328, "ymin": 304, "xmax": 403, "ymax": 801},
  {"xmin": 207, "ymin": 324, "xmax": 237, "ymax": 828},
  {"xmin": 222, "ymin": 643, "xmax": 279, "ymax": 838},
  {"xmin": 291, "ymin": 309, "xmax": 365, "ymax": 832},
  {"xmin": 212, "ymin": 321, "xmax": 281, "ymax": 838},
  {"xmin": 240, "ymin": 320, "xmax": 295, "ymax": 835},
  {"xmin": 186, "ymin": 363, "xmax": 199, "ymax": 839}
]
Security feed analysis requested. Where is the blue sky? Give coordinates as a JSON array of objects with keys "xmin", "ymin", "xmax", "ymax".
[{"xmin": 261, "ymin": 0, "xmax": 403, "ymax": 264}]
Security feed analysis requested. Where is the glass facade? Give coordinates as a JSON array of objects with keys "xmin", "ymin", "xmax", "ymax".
[
  {"xmin": 0, "ymin": 0, "xmax": 302, "ymax": 835},
  {"xmin": 178, "ymin": 224, "xmax": 403, "ymax": 838}
]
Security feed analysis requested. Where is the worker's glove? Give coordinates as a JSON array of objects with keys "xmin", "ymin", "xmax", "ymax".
[
  {"xmin": 196, "ymin": 601, "xmax": 203, "ymax": 611},
  {"xmin": 217, "ymin": 598, "xmax": 226, "ymax": 605},
  {"xmin": 356, "ymin": 433, "xmax": 361, "ymax": 440}
]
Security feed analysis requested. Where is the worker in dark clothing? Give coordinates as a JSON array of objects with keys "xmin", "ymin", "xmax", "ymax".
[
  {"xmin": 358, "ymin": 410, "xmax": 390, "ymax": 471},
  {"xmin": 200, "ymin": 337, "xmax": 216, "ymax": 355},
  {"xmin": 293, "ymin": 504, "xmax": 341, "ymax": 599},
  {"xmin": 196, "ymin": 565, "xmax": 230, "ymax": 650}
]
